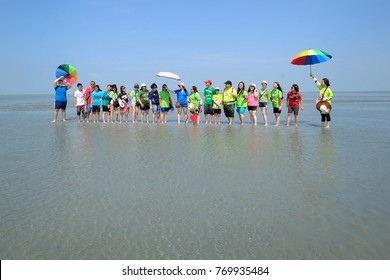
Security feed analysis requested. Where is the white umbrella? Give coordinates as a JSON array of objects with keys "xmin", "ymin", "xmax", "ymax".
[{"xmin": 156, "ymin": 72, "xmax": 181, "ymax": 81}]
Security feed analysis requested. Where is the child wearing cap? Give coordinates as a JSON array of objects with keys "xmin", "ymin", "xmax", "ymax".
[{"xmin": 212, "ymin": 87, "xmax": 223, "ymax": 125}]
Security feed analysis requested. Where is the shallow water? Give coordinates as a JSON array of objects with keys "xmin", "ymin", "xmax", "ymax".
[{"xmin": 0, "ymin": 92, "xmax": 390, "ymax": 259}]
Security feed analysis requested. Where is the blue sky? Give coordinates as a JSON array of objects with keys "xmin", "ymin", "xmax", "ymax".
[{"xmin": 1, "ymin": 0, "xmax": 389, "ymax": 94}]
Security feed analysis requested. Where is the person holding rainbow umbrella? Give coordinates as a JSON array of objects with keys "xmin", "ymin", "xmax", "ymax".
[{"xmin": 52, "ymin": 64, "xmax": 77, "ymax": 122}]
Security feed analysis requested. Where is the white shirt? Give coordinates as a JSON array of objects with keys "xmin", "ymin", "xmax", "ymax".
[{"xmin": 74, "ymin": 89, "xmax": 85, "ymax": 106}]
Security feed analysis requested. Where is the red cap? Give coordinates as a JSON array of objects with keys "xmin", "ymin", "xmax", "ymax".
[{"xmin": 204, "ymin": 79, "xmax": 212, "ymax": 85}]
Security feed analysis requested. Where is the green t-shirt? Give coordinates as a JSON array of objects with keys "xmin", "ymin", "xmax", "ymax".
[
  {"xmin": 212, "ymin": 94, "xmax": 223, "ymax": 109},
  {"xmin": 317, "ymin": 82, "xmax": 333, "ymax": 104},
  {"xmin": 129, "ymin": 90, "xmax": 138, "ymax": 105},
  {"xmin": 236, "ymin": 90, "xmax": 248, "ymax": 107},
  {"xmin": 138, "ymin": 90, "xmax": 149, "ymax": 105},
  {"xmin": 189, "ymin": 92, "xmax": 201, "ymax": 106},
  {"xmin": 108, "ymin": 91, "xmax": 117, "ymax": 101},
  {"xmin": 159, "ymin": 90, "xmax": 171, "ymax": 108},
  {"xmin": 204, "ymin": 87, "xmax": 215, "ymax": 105},
  {"xmin": 258, "ymin": 88, "xmax": 270, "ymax": 103},
  {"xmin": 270, "ymin": 89, "xmax": 283, "ymax": 108}
]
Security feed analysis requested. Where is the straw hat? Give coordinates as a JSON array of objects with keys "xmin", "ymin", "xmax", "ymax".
[{"xmin": 316, "ymin": 100, "xmax": 332, "ymax": 114}]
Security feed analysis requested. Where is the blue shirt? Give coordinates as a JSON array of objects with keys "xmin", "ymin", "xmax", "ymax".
[
  {"xmin": 91, "ymin": 91, "xmax": 102, "ymax": 106},
  {"xmin": 175, "ymin": 89, "xmax": 189, "ymax": 105},
  {"xmin": 55, "ymin": 86, "xmax": 67, "ymax": 102},
  {"xmin": 149, "ymin": 90, "xmax": 160, "ymax": 105}
]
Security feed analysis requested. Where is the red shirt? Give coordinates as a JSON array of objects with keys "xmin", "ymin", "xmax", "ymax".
[
  {"xmin": 287, "ymin": 91, "xmax": 302, "ymax": 108},
  {"xmin": 84, "ymin": 87, "xmax": 94, "ymax": 105}
]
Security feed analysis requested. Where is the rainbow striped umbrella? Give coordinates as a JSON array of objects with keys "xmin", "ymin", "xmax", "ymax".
[
  {"xmin": 291, "ymin": 49, "xmax": 332, "ymax": 73},
  {"xmin": 56, "ymin": 64, "xmax": 78, "ymax": 85}
]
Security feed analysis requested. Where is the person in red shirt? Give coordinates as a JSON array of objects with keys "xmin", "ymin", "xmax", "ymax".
[
  {"xmin": 286, "ymin": 84, "xmax": 304, "ymax": 126},
  {"xmin": 83, "ymin": 81, "xmax": 96, "ymax": 122}
]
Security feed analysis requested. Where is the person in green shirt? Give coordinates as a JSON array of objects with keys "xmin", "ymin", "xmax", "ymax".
[
  {"xmin": 203, "ymin": 80, "xmax": 215, "ymax": 125},
  {"xmin": 137, "ymin": 83, "xmax": 150, "ymax": 123},
  {"xmin": 212, "ymin": 87, "xmax": 223, "ymax": 125},
  {"xmin": 310, "ymin": 73, "xmax": 334, "ymax": 128},
  {"xmin": 108, "ymin": 85, "xmax": 118, "ymax": 123},
  {"xmin": 258, "ymin": 81, "xmax": 270, "ymax": 126},
  {"xmin": 222, "ymin": 80, "xmax": 237, "ymax": 125},
  {"xmin": 188, "ymin": 86, "xmax": 202, "ymax": 125},
  {"xmin": 270, "ymin": 82, "xmax": 283, "ymax": 127},
  {"xmin": 236, "ymin": 81, "xmax": 248, "ymax": 126},
  {"xmin": 159, "ymin": 84, "xmax": 173, "ymax": 124},
  {"xmin": 129, "ymin": 83, "xmax": 139, "ymax": 123}
]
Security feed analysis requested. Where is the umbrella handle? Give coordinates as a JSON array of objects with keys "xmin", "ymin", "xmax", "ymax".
[{"xmin": 310, "ymin": 64, "xmax": 312, "ymax": 75}]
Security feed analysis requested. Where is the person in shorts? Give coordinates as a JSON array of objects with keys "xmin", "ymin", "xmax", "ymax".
[
  {"xmin": 212, "ymin": 87, "xmax": 223, "ymax": 125},
  {"xmin": 258, "ymin": 81, "xmax": 270, "ymax": 126},
  {"xmin": 222, "ymin": 80, "xmax": 237, "ymax": 125},
  {"xmin": 159, "ymin": 84, "xmax": 173, "ymax": 124},
  {"xmin": 74, "ymin": 83, "xmax": 85, "ymax": 123},
  {"xmin": 149, "ymin": 83, "xmax": 160, "ymax": 123},
  {"xmin": 108, "ymin": 84, "xmax": 118, "ymax": 123},
  {"xmin": 84, "ymin": 81, "xmax": 96, "ymax": 123},
  {"xmin": 203, "ymin": 79, "xmax": 215, "ymax": 124},
  {"xmin": 247, "ymin": 83, "xmax": 259, "ymax": 125},
  {"xmin": 101, "ymin": 84, "xmax": 111, "ymax": 123},
  {"xmin": 130, "ymin": 83, "xmax": 139, "ymax": 123},
  {"xmin": 236, "ymin": 81, "xmax": 248, "ymax": 126},
  {"xmin": 189, "ymin": 86, "xmax": 201, "ymax": 125},
  {"xmin": 53, "ymin": 76, "xmax": 72, "ymax": 123},
  {"xmin": 138, "ymin": 83, "xmax": 150, "ymax": 123},
  {"xmin": 270, "ymin": 82, "xmax": 283, "ymax": 127},
  {"xmin": 118, "ymin": 85, "xmax": 130, "ymax": 123},
  {"xmin": 286, "ymin": 84, "xmax": 303, "ymax": 126},
  {"xmin": 169, "ymin": 83, "xmax": 189, "ymax": 124},
  {"xmin": 91, "ymin": 85, "xmax": 102, "ymax": 123}
]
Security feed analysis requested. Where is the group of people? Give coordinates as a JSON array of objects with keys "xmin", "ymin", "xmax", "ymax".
[{"xmin": 53, "ymin": 74, "xmax": 333, "ymax": 127}]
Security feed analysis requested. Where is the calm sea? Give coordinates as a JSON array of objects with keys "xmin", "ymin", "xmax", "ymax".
[{"xmin": 0, "ymin": 92, "xmax": 389, "ymax": 259}]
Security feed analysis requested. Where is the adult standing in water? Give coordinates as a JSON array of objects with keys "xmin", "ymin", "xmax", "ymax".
[
  {"xmin": 149, "ymin": 83, "xmax": 161, "ymax": 123},
  {"xmin": 74, "ymin": 83, "xmax": 85, "ymax": 123},
  {"xmin": 52, "ymin": 76, "xmax": 72, "ymax": 122},
  {"xmin": 84, "ymin": 81, "xmax": 96, "ymax": 123},
  {"xmin": 310, "ymin": 73, "xmax": 333, "ymax": 128},
  {"xmin": 169, "ymin": 83, "xmax": 189, "ymax": 124},
  {"xmin": 247, "ymin": 83, "xmax": 259, "ymax": 126},
  {"xmin": 286, "ymin": 84, "xmax": 303, "ymax": 127},
  {"xmin": 222, "ymin": 80, "xmax": 237, "ymax": 125},
  {"xmin": 130, "ymin": 83, "xmax": 139, "ymax": 123},
  {"xmin": 138, "ymin": 83, "xmax": 150, "ymax": 123},
  {"xmin": 203, "ymin": 79, "xmax": 215, "ymax": 125},
  {"xmin": 236, "ymin": 81, "xmax": 248, "ymax": 126},
  {"xmin": 258, "ymin": 81, "xmax": 270, "ymax": 126},
  {"xmin": 159, "ymin": 84, "xmax": 173, "ymax": 124},
  {"xmin": 270, "ymin": 82, "xmax": 283, "ymax": 127}
]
